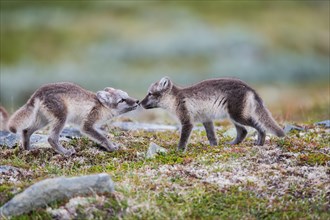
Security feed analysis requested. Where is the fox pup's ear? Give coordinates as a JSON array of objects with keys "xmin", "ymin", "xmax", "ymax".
[
  {"xmin": 157, "ymin": 77, "xmax": 172, "ymax": 92},
  {"xmin": 97, "ymin": 91, "xmax": 113, "ymax": 106},
  {"xmin": 104, "ymin": 87, "xmax": 115, "ymax": 92}
]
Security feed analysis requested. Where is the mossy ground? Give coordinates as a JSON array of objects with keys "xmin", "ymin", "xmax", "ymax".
[{"xmin": 0, "ymin": 124, "xmax": 329, "ymax": 219}]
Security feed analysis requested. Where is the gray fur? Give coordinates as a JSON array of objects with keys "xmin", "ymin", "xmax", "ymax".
[
  {"xmin": 0, "ymin": 106, "xmax": 9, "ymax": 131},
  {"xmin": 8, "ymin": 82, "xmax": 139, "ymax": 155},
  {"xmin": 141, "ymin": 77, "xmax": 285, "ymax": 151}
]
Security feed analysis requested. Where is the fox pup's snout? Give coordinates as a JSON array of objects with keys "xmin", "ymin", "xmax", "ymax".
[
  {"xmin": 97, "ymin": 87, "xmax": 140, "ymax": 115},
  {"xmin": 141, "ymin": 77, "xmax": 172, "ymax": 109}
]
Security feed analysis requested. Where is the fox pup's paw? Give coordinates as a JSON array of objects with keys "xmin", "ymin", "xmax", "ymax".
[
  {"xmin": 254, "ymin": 140, "xmax": 265, "ymax": 146},
  {"xmin": 62, "ymin": 147, "xmax": 76, "ymax": 157},
  {"xmin": 177, "ymin": 146, "xmax": 187, "ymax": 153},
  {"xmin": 225, "ymin": 140, "xmax": 241, "ymax": 145},
  {"xmin": 19, "ymin": 141, "xmax": 30, "ymax": 151},
  {"xmin": 105, "ymin": 143, "xmax": 120, "ymax": 152},
  {"xmin": 117, "ymin": 144, "xmax": 127, "ymax": 151},
  {"xmin": 209, "ymin": 141, "xmax": 218, "ymax": 146}
]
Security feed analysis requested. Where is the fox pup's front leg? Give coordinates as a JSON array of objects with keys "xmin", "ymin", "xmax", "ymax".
[
  {"xmin": 82, "ymin": 124, "xmax": 119, "ymax": 152},
  {"xmin": 82, "ymin": 112, "xmax": 119, "ymax": 152},
  {"xmin": 179, "ymin": 121, "xmax": 218, "ymax": 150},
  {"xmin": 178, "ymin": 122, "xmax": 193, "ymax": 151}
]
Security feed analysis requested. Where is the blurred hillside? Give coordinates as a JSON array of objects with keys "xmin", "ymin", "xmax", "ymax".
[{"xmin": 0, "ymin": 1, "xmax": 329, "ymax": 122}]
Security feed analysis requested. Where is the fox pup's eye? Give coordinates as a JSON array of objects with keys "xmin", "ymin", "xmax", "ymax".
[
  {"xmin": 148, "ymin": 92, "xmax": 153, "ymax": 96},
  {"xmin": 118, "ymin": 99, "xmax": 126, "ymax": 104}
]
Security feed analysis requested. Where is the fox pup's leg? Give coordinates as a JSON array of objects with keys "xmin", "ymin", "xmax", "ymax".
[
  {"xmin": 245, "ymin": 118, "xmax": 266, "ymax": 146},
  {"xmin": 46, "ymin": 102, "xmax": 75, "ymax": 156},
  {"xmin": 229, "ymin": 123, "xmax": 247, "ymax": 145},
  {"xmin": 253, "ymin": 125, "xmax": 265, "ymax": 146},
  {"xmin": 21, "ymin": 129, "xmax": 31, "ymax": 150},
  {"xmin": 21, "ymin": 113, "xmax": 48, "ymax": 150},
  {"xmin": 82, "ymin": 125, "xmax": 118, "ymax": 152},
  {"xmin": 178, "ymin": 122, "xmax": 193, "ymax": 151},
  {"xmin": 48, "ymin": 118, "xmax": 75, "ymax": 156},
  {"xmin": 202, "ymin": 121, "xmax": 217, "ymax": 146},
  {"xmin": 255, "ymin": 131, "xmax": 266, "ymax": 146},
  {"xmin": 83, "ymin": 109, "xmax": 119, "ymax": 152},
  {"xmin": 21, "ymin": 125, "xmax": 46, "ymax": 150}
]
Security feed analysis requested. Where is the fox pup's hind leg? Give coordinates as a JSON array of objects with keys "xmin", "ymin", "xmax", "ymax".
[
  {"xmin": 203, "ymin": 121, "xmax": 218, "ymax": 146},
  {"xmin": 247, "ymin": 119, "xmax": 266, "ymax": 146},
  {"xmin": 21, "ymin": 129, "xmax": 31, "ymax": 150},
  {"xmin": 21, "ymin": 125, "xmax": 45, "ymax": 150},
  {"xmin": 46, "ymin": 101, "xmax": 75, "ymax": 156},
  {"xmin": 228, "ymin": 123, "xmax": 247, "ymax": 145},
  {"xmin": 48, "ymin": 118, "xmax": 75, "ymax": 156},
  {"xmin": 20, "ymin": 112, "xmax": 48, "ymax": 150},
  {"xmin": 255, "ymin": 130, "xmax": 266, "ymax": 146}
]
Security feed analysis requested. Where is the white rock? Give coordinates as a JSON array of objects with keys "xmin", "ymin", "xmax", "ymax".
[
  {"xmin": 0, "ymin": 173, "xmax": 114, "ymax": 218},
  {"xmin": 146, "ymin": 142, "xmax": 168, "ymax": 159}
]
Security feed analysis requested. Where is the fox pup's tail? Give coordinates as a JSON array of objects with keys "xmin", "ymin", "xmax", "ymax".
[{"xmin": 255, "ymin": 100, "xmax": 285, "ymax": 137}]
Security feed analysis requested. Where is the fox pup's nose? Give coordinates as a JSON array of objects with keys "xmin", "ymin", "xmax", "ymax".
[{"xmin": 136, "ymin": 100, "xmax": 140, "ymax": 104}]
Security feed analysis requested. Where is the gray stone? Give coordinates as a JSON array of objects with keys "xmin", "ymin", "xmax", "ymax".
[
  {"xmin": 315, "ymin": 120, "xmax": 330, "ymax": 128},
  {"xmin": 0, "ymin": 165, "xmax": 20, "ymax": 176},
  {"xmin": 146, "ymin": 142, "xmax": 168, "ymax": 159},
  {"xmin": 0, "ymin": 173, "xmax": 115, "ymax": 218},
  {"xmin": 283, "ymin": 124, "xmax": 305, "ymax": 134},
  {"xmin": 0, "ymin": 133, "xmax": 50, "ymax": 149},
  {"xmin": 30, "ymin": 134, "xmax": 49, "ymax": 145},
  {"xmin": 112, "ymin": 122, "xmax": 222, "ymax": 132},
  {"xmin": 223, "ymin": 128, "xmax": 237, "ymax": 138},
  {"xmin": 112, "ymin": 122, "xmax": 178, "ymax": 132},
  {"xmin": 0, "ymin": 131, "xmax": 19, "ymax": 148},
  {"xmin": 47, "ymin": 208, "xmax": 71, "ymax": 220},
  {"xmin": 0, "ymin": 127, "xmax": 81, "ymax": 149},
  {"xmin": 223, "ymin": 127, "xmax": 255, "ymax": 138},
  {"xmin": 60, "ymin": 127, "xmax": 82, "ymax": 138}
]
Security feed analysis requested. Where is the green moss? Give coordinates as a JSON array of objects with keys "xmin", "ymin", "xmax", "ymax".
[
  {"xmin": 153, "ymin": 151, "xmax": 184, "ymax": 165},
  {"xmin": 276, "ymin": 127, "xmax": 330, "ymax": 154},
  {"xmin": 298, "ymin": 153, "xmax": 330, "ymax": 166},
  {"xmin": 11, "ymin": 210, "xmax": 52, "ymax": 220},
  {"xmin": 87, "ymin": 165, "xmax": 105, "ymax": 173},
  {"xmin": 0, "ymin": 184, "xmax": 14, "ymax": 206},
  {"xmin": 188, "ymin": 186, "xmax": 268, "ymax": 219}
]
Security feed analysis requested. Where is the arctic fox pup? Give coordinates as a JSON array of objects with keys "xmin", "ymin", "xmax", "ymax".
[
  {"xmin": 8, "ymin": 82, "xmax": 139, "ymax": 155},
  {"xmin": 141, "ymin": 77, "xmax": 284, "ymax": 151}
]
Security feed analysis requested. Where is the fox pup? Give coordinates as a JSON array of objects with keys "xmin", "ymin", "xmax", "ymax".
[
  {"xmin": 0, "ymin": 106, "xmax": 9, "ymax": 131},
  {"xmin": 141, "ymin": 77, "xmax": 285, "ymax": 151},
  {"xmin": 8, "ymin": 82, "xmax": 139, "ymax": 156}
]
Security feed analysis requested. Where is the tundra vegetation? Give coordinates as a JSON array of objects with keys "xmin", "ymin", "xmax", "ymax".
[{"xmin": 0, "ymin": 121, "xmax": 329, "ymax": 219}]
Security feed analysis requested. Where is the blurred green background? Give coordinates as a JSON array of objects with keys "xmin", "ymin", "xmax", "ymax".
[{"xmin": 0, "ymin": 0, "xmax": 329, "ymax": 122}]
